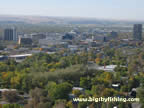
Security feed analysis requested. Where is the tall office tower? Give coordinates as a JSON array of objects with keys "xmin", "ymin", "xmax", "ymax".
[
  {"xmin": 12, "ymin": 27, "xmax": 17, "ymax": 41},
  {"xmin": 4, "ymin": 27, "xmax": 17, "ymax": 41},
  {"xmin": 133, "ymin": 24, "xmax": 142, "ymax": 40}
]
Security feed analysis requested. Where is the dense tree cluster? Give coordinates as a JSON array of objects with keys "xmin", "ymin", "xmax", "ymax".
[{"xmin": 0, "ymin": 49, "xmax": 143, "ymax": 108}]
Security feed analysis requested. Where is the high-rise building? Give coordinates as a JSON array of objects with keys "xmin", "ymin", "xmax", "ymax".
[
  {"xmin": 133, "ymin": 24, "xmax": 142, "ymax": 40},
  {"xmin": 4, "ymin": 27, "xmax": 17, "ymax": 41}
]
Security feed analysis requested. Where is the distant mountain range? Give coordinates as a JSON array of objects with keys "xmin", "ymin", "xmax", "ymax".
[{"xmin": 0, "ymin": 15, "xmax": 144, "ymax": 25}]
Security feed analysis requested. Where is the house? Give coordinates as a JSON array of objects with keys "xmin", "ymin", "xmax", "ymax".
[
  {"xmin": 97, "ymin": 65, "xmax": 117, "ymax": 72},
  {"xmin": 0, "ymin": 56, "xmax": 8, "ymax": 61},
  {"xmin": 112, "ymin": 83, "xmax": 120, "ymax": 89},
  {"xmin": 72, "ymin": 87, "xmax": 85, "ymax": 94},
  {"xmin": 9, "ymin": 54, "xmax": 32, "ymax": 62},
  {"xmin": 0, "ymin": 89, "xmax": 17, "ymax": 96},
  {"xmin": 88, "ymin": 63, "xmax": 126, "ymax": 72},
  {"xmin": 88, "ymin": 64, "xmax": 117, "ymax": 72}
]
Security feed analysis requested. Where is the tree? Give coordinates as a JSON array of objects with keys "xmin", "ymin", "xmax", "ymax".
[
  {"xmin": 78, "ymin": 102, "xmax": 87, "ymax": 108},
  {"xmin": 45, "ymin": 81, "xmax": 57, "ymax": 91},
  {"xmin": 22, "ymin": 75, "xmax": 33, "ymax": 93},
  {"xmin": 48, "ymin": 82, "xmax": 72, "ymax": 100},
  {"xmin": 37, "ymin": 102, "xmax": 52, "ymax": 108},
  {"xmin": 120, "ymin": 85, "xmax": 128, "ymax": 92},
  {"xmin": 137, "ymin": 88, "xmax": 144, "ymax": 107},
  {"xmin": 91, "ymin": 85, "xmax": 105, "ymax": 97},
  {"xmin": 53, "ymin": 99, "xmax": 67, "ymax": 108},
  {"xmin": 2, "ymin": 104, "xmax": 23, "ymax": 108},
  {"xmin": 80, "ymin": 77, "xmax": 91, "ymax": 89},
  {"xmin": 127, "ymin": 77, "xmax": 140, "ymax": 92},
  {"xmin": 95, "ymin": 58, "xmax": 101, "ymax": 65},
  {"xmin": 0, "ymin": 63, "xmax": 8, "ymax": 72},
  {"xmin": 26, "ymin": 88, "xmax": 43, "ymax": 108},
  {"xmin": 72, "ymin": 90, "xmax": 81, "ymax": 97},
  {"xmin": 102, "ymin": 88, "xmax": 118, "ymax": 97}
]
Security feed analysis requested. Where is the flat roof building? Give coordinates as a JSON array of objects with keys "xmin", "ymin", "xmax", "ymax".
[{"xmin": 18, "ymin": 37, "xmax": 32, "ymax": 45}]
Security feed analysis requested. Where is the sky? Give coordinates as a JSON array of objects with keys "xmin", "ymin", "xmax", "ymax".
[{"xmin": 0, "ymin": 0, "xmax": 144, "ymax": 21}]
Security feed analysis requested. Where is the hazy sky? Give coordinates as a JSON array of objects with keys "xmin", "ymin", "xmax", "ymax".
[{"xmin": 0, "ymin": 0, "xmax": 143, "ymax": 20}]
